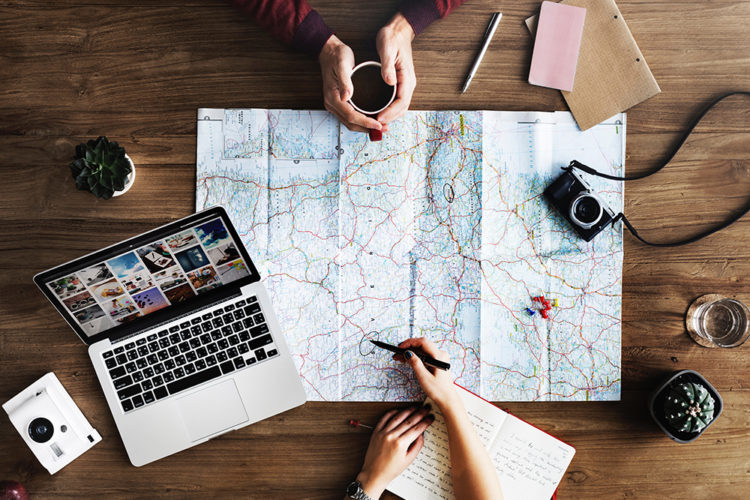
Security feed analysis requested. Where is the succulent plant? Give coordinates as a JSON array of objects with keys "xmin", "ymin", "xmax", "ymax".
[
  {"xmin": 663, "ymin": 381, "xmax": 715, "ymax": 433},
  {"xmin": 70, "ymin": 136, "xmax": 132, "ymax": 199}
]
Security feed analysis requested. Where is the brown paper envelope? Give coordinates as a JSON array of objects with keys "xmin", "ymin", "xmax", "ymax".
[{"xmin": 526, "ymin": 0, "xmax": 660, "ymax": 130}]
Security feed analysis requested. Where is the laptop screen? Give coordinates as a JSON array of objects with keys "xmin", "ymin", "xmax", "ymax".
[{"xmin": 35, "ymin": 207, "xmax": 261, "ymax": 345}]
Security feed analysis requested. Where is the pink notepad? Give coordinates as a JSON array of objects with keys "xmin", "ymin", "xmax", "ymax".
[{"xmin": 528, "ymin": 1, "xmax": 586, "ymax": 92}]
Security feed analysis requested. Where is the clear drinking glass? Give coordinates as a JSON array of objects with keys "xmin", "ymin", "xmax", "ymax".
[{"xmin": 686, "ymin": 294, "xmax": 750, "ymax": 348}]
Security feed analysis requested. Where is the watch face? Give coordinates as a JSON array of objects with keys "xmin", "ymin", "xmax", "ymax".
[{"xmin": 346, "ymin": 481, "xmax": 360, "ymax": 496}]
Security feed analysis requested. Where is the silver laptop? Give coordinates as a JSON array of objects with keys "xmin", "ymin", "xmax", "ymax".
[{"xmin": 34, "ymin": 207, "xmax": 306, "ymax": 466}]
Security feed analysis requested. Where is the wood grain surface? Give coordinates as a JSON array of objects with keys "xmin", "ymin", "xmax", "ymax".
[{"xmin": 2, "ymin": 0, "xmax": 750, "ymax": 498}]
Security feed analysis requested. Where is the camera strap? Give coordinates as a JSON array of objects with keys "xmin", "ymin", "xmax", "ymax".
[
  {"xmin": 611, "ymin": 211, "xmax": 750, "ymax": 247},
  {"xmin": 567, "ymin": 91, "xmax": 750, "ymax": 247}
]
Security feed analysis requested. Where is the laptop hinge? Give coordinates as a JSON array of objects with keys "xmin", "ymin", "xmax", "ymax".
[{"xmin": 109, "ymin": 290, "xmax": 244, "ymax": 345}]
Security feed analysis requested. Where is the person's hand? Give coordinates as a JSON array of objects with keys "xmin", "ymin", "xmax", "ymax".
[
  {"xmin": 355, "ymin": 406, "xmax": 435, "ymax": 498},
  {"xmin": 396, "ymin": 338, "xmax": 458, "ymax": 409},
  {"xmin": 375, "ymin": 13, "xmax": 417, "ymax": 125},
  {"xmin": 319, "ymin": 35, "xmax": 383, "ymax": 134}
]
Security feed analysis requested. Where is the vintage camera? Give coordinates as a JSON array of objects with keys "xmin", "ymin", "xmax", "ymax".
[
  {"xmin": 2, "ymin": 373, "xmax": 101, "ymax": 474},
  {"xmin": 544, "ymin": 167, "xmax": 616, "ymax": 241}
]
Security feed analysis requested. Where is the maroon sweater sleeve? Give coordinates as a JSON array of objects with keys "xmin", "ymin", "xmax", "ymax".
[
  {"xmin": 232, "ymin": 0, "xmax": 334, "ymax": 56},
  {"xmin": 399, "ymin": 0, "xmax": 465, "ymax": 35}
]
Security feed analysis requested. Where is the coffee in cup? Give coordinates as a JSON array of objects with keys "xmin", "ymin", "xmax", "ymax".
[{"xmin": 348, "ymin": 61, "xmax": 397, "ymax": 141}]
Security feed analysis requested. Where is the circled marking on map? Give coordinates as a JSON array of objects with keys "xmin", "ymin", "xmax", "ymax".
[
  {"xmin": 443, "ymin": 183, "xmax": 455, "ymax": 203},
  {"xmin": 359, "ymin": 331, "xmax": 381, "ymax": 356}
]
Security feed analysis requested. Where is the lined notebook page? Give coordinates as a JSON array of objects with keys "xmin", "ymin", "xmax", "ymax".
[
  {"xmin": 387, "ymin": 392, "xmax": 506, "ymax": 500},
  {"xmin": 387, "ymin": 388, "xmax": 575, "ymax": 500},
  {"xmin": 489, "ymin": 415, "xmax": 576, "ymax": 499}
]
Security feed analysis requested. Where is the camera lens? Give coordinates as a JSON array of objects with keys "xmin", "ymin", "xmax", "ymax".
[
  {"xmin": 574, "ymin": 197, "xmax": 600, "ymax": 223},
  {"xmin": 570, "ymin": 194, "xmax": 603, "ymax": 229},
  {"xmin": 28, "ymin": 417, "xmax": 54, "ymax": 443}
]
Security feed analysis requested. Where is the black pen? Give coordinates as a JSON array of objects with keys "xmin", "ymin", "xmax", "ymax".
[{"xmin": 370, "ymin": 340, "xmax": 451, "ymax": 371}]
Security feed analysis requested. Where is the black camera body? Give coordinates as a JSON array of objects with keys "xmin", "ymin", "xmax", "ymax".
[{"xmin": 544, "ymin": 168, "xmax": 615, "ymax": 242}]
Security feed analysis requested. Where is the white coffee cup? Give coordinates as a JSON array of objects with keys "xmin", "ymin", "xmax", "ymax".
[{"xmin": 348, "ymin": 61, "xmax": 397, "ymax": 115}]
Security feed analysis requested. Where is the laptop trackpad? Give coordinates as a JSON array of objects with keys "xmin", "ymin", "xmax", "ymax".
[{"xmin": 177, "ymin": 379, "xmax": 249, "ymax": 442}]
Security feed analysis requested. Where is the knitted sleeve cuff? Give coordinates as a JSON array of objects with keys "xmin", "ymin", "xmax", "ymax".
[
  {"xmin": 399, "ymin": 0, "xmax": 441, "ymax": 35},
  {"xmin": 292, "ymin": 9, "xmax": 335, "ymax": 56}
]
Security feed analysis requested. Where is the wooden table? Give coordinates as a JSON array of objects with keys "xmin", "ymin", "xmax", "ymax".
[{"xmin": 2, "ymin": 0, "xmax": 750, "ymax": 497}]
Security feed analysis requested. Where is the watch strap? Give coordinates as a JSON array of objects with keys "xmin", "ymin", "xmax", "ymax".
[{"xmin": 346, "ymin": 480, "xmax": 375, "ymax": 500}]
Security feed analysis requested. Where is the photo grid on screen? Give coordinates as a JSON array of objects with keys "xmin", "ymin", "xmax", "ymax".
[{"xmin": 46, "ymin": 217, "xmax": 251, "ymax": 337}]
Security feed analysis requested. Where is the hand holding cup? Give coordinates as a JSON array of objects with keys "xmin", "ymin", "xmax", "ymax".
[
  {"xmin": 348, "ymin": 61, "xmax": 397, "ymax": 141},
  {"xmin": 319, "ymin": 36, "xmax": 384, "ymax": 135}
]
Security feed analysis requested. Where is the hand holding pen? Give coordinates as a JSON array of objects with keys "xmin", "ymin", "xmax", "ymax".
[
  {"xmin": 370, "ymin": 340, "xmax": 450, "ymax": 370},
  {"xmin": 355, "ymin": 338, "xmax": 501, "ymax": 499},
  {"xmin": 372, "ymin": 338, "xmax": 458, "ymax": 409}
]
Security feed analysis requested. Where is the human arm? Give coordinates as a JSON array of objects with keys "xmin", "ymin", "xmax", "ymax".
[
  {"xmin": 375, "ymin": 0, "xmax": 466, "ymax": 125},
  {"xmin": 398, "ymin": 0, "xmax": 465, "ymax": 36},
  {"xmin": 231, "ymin": 0, "xmax": 466, "ymax": 132},
  {"xmin": 346, "ymin": 406, "xmax": 434, "ymax": 499},
  {"xmin": 231, "ymin": 0, "xmax": 382, "ymax": 132},
  {"xmin": 323, "ymin": 0, "xmax": 467, "ymax": 129},
  {"xmin": 374, "ymin": 13, "xmax": 415, "ymax": 126},
  {"xmin": 231, "ymin": 0, "xmax": 333, "ymax": 55},
  {"xmin": 319, "ymin": 36, "xmax": 384, "ymax": 133},
  {"xmin": 397, "ymin": 338, "xmax": 504, "ymax": 500}
]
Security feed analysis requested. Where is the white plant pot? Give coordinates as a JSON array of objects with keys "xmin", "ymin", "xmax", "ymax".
[{"xmin": 112, "ymin": 155, "xmax": 136, "ymax": 197}]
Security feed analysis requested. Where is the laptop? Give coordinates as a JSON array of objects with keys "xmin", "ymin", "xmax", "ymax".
[{"xmin": 34, "ymin": 207, "xmax": 307, "ymax": 466}]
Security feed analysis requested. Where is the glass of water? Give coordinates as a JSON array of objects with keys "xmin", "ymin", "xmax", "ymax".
[{"xmin": 686, "ymin": 294, "xmax": 750, "ymax": 348}]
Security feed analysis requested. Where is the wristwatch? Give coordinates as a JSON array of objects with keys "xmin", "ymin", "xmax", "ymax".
[{"xmin": 346, "ymin": 480, "xmax": 375, "ymax": 500}]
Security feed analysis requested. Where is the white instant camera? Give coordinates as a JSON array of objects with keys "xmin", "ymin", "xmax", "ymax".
[{"xmin": 2, "ymin": 372, "xmax": 101, "ymax": 474}]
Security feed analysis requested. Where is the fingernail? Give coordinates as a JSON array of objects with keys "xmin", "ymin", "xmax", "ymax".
[{"xmin": 405, "ymin": 350, "xmax": 413, "ymax": 359}]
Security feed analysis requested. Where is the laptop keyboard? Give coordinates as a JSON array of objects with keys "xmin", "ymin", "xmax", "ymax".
[{"xmin": 101, "ymin": 296, "xmax": 279, "ymax": 413}]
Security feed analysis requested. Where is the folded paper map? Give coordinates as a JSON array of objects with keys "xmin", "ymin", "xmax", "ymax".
[{"xmin": 196, "ymin": 109, "xmax": 625, "ymax": 402}]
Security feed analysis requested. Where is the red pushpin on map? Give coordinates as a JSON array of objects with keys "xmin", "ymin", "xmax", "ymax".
[{"xmin": 532, "ymin": 295, "xmax": 553, "ymax": 319}]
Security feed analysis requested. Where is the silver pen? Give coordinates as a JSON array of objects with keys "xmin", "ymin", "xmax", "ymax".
[{"xmin": 461, "ymin": 12, "xmax": 503, "ymax": 93}]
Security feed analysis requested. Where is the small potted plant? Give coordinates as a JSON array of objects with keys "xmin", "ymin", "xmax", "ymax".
[
  {"xmin": 70, "ymin": 136, "xmax": 135, "ymax": 199},
  {"xmin": 649, "ymin": 369, "xmax": 722, "ymax": 443}
]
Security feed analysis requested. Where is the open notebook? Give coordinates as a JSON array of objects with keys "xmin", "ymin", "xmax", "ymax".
[{"xmin": 388, "ymin": 386, "xmax": 575, "ymax": 500}]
